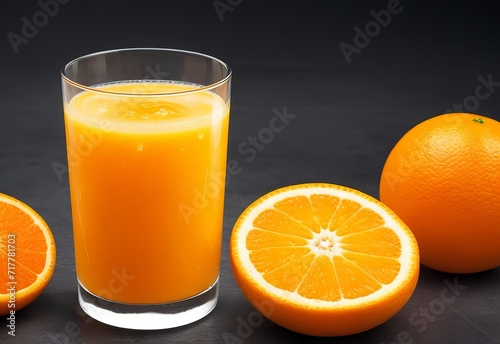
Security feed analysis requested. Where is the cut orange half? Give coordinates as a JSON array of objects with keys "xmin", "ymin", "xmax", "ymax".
[
  {"xmin": 0, "ymin": 193, "xmax": 56, "ymax": 315},
  {"xmin": 230, "ymin": 183, "xmax": 419, "ymax": 337}
]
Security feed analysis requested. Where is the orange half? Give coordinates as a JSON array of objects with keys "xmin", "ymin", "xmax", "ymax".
[
  {"xmin": 230, "ymin": 183, "xmax": 419, "ymax": 336},
  {"xmin": 0, "ymin": 193, "xmax": 56, "ymax": 315}
]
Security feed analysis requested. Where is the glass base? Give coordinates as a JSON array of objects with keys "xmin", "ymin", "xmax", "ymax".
[{"xmin": 77, "ymin": 278, "xmax": 219, "ymax": 330}]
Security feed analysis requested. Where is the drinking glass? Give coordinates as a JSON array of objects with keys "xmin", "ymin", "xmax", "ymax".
[{"xmin": 61, "ymin": 48, "xmax": 231, "ymax": 330}]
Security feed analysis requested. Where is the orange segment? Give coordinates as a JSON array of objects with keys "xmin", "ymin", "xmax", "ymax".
[
  {"xmin": 341, "ymin": 251, "xmax": 400, "ymax": 285},
  {"xmin": 252, "ymin": 209, "xmax": 313, "ymax": 238},
  {"xmin": 296, "ymin": 255, "xmax": 341, "ymax": 301},
  {"xmin": 335, "ymin": 207, "xmax": 385, "ymax": 235},
  {"xmin": 230, "ymin": 183, "xmax": 419, "ymax": 337},
  {"xmin": 309, "ymin": 194, "xmax": 340, "ymax": 229},
  {"xmin": 259, "ymin": 251, "xmax": 315, "ymax": 293},
  {"xmin": 274, "ymin": 196, "xmax": 322, "ymax": 233},
  {"xmin": 341, "ymin": 227, "xmax": 402, "ymax": 257},
  {"xmin": 327, "ymin": 198, "xmax": 362, "ymax": 231},
  {"xmin": 331, "ymin": 255, "xmax": 381, "ymax": 299},
  {"xmin": 0, "ymin": 193, "xmax": 56, "ymax": 315},
  {"xmin": 248, "ymin": 246, "xmax": 311, "ymax": 275}
]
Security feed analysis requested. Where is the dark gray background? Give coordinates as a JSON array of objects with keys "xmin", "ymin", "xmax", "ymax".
[{"xmin": 1, "ymin": 0, "xmax": 500, "ymax": 343}]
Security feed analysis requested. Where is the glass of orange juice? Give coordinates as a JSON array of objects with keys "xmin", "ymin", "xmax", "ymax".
[{"xmin": 61, "ymin": 48, "xmax": 231, "ymax": 329}]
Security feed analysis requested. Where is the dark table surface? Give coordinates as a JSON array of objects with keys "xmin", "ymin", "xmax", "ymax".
[{"xmin": 1, "ymin": 1, "xmax": 500, "ymax": 343}]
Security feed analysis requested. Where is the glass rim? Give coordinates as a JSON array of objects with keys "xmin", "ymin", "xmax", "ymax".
[{"xmin": 61, "ymin": 47, "xmax": 232, "ymax": 97}]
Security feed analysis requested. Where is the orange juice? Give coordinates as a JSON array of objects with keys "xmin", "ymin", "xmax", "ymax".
[{"xmin": 64, "ymin": 81, "xmax": 229, "ymax": 304}]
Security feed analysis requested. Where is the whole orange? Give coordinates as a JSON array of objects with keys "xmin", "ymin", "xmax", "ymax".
[{"xmin": 380, "ymin": 113, "xmax": 500, "ymax": 273}]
